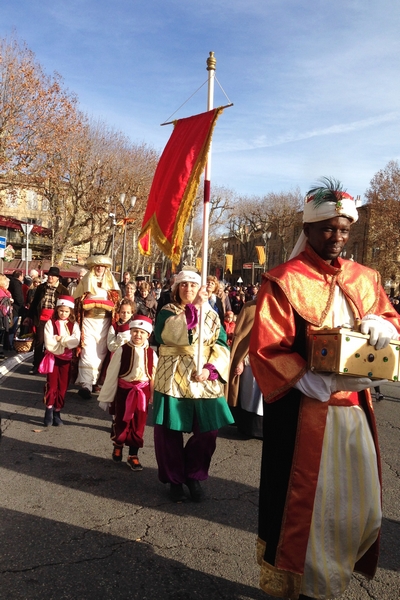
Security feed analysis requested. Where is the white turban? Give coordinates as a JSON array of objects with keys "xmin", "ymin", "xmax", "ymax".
[
  {"xmin": 172, "ymin": 270, "xmax": 201, "ymax": 292},
  {"xmin": 303, "ymin": 193, "xmax": 358, "ymax": 224},
  {"xmin": 289, "ymin": 191, "xmax": 358, "ymax": 259},
  {"xmin": 73, "ymin": 255, "xmax": 120, "ymax": 298},
  {"xmin": 86, "ymin": 255, "xmax": 113, "ymax": 269}
]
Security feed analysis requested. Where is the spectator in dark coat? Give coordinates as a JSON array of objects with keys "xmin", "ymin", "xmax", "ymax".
[
  {"xmin": 119, "ymin": 271, "xmax": 131, "ymax": 298},
  {"xmin": 392, "ymin": 298, "xmax": 400, "ymax": 314},
  {"xmin": 27, "ymin": 266, "xmax": 68, "ymax": 373},
  {"xmin": 229, "ymin": 289, "xmax": 244, "ymax": 316},
  {"xmin": 155, "ymin": 277, "xmax": 175, "ymax": 320},
  {"xmin": 8, "ymin": 270, "xmax": 24, "ymax": 347},
  {"xmin": 135, "ymin": 281, "xmax": 157, "ymax": 322}
]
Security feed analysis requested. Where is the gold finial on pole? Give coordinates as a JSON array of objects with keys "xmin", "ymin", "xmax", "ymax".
[{"xmin": 206, "ymin": 51, "xmax": 216, "ymax": 71}]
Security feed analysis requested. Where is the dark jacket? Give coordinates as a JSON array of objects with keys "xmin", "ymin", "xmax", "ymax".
[
  {"xmin": 208, "ymin": 296, "xmax": 225, "ymax": 325},
  {"xmin": 135, "ymin": 292, "xmax": 157, "ymax": 322},
  {"xmin": 28, "ymin": 281, "xmax": 69, "ymax": 325},
  {"xmin": 156, "ymin": 288, "xmax": 172, "ymax": 320},
  {"xmin": 8, "ymin": 277, "xmax": 24, "ymax": 317}
]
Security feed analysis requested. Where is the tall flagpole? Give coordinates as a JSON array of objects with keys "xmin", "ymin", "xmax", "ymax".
[{"xmin": 196, "ymin": 51, "xmax": 216, "ymax": 373}]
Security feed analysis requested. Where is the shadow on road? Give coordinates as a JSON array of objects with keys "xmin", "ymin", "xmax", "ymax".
[{"xmin": 0, "ymin": 507, "xmax": 271, "ymax": 600}]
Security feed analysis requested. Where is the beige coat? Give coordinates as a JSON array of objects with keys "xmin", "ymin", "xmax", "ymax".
[{"xmin": 227, "ymin": 300, "xmax": 257, "ymax": 407}]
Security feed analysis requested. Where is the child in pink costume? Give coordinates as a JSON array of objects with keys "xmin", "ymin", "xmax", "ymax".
[
  {"xmin": 42, "ymin": 296, "xmax": 80, "ymax": 426},
  {"xmin": 98, "ymin": 315, "xmax": 158, "ymax": 471},
  {"xmin": 224, "ymin": 311, "xmax": 236, "ymax": 347}
]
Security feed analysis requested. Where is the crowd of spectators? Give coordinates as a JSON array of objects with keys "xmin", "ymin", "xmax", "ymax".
[{"xmin": 0, "ymin": 268, "xmax": 260, "ymax": 361}]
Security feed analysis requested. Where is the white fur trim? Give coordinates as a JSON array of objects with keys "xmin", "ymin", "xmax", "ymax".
[
  {"xmin": 56, "ymin": 298, "xmax": 75, "ymax": 309},
  {"xmin": 129, "ymin": 318, "xmax": 153, "ymax": 335}
]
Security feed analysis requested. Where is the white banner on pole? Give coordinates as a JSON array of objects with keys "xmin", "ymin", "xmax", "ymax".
[{"xmin": 22, "ymin": 249, "xmax": 32, "ymax": 261}]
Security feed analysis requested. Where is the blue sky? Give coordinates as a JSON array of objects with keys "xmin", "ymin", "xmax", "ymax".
[{"xmin": 1, "ymin": 0, "xmax": 400, "ymax": 200}]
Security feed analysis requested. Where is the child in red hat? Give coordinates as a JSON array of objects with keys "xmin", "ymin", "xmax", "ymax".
[
  {"xmin": 98, "ymin": 315, "xmax": 158, "ymax": 471},
  {"xmin": 40, "ymin": 295, "xmax": 80, "ymax": 426},
  {"xmin": 224, "ymin": 311, "xmax": 236, "ymax": 347}
]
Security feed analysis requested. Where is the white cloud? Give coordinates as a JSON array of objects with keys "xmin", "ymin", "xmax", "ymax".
[{"xmin": 218, "ymin": 112, "xmax": 400, "ymax": 153}]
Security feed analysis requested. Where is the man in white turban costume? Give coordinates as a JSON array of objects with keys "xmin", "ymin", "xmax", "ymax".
[
  {"xmin": 74, "ymin": 255, "xmax": 121, "ymax": 399},
  {"xmin": 249, "ymin": 178, "xmax": 400, "ymax": 600}
]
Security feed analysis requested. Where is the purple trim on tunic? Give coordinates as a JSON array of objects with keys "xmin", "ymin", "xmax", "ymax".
[
  {"xmin": 204, "ymin": 363, "xmax": 218, "ymax": 380},
  {"xmin": 185, "ymin": 303, "xmax": 199, "ymax": 329}
]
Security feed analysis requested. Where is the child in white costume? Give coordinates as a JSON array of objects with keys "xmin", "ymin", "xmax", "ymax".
[
  {"xmin": 41, "ymin": 296, "xmax": 80, "ymax": 426},
  {"xmin": 98, "ymin": 315, "xmax": 158, "ymax": 471}
]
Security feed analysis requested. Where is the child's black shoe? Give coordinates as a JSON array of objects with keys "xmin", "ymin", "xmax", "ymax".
[
  {"xmin": 127, "ymin": 455, "xmax": 143, "ymax": 471},
  {"xmin": 44, "ymin": 407, "xmax": 53, "ymax": 427},
  {"xmin": 53, "ymin": 411, "xmax": 63, "ymax": 426},
  {"xmin": 112, "ymin": 444, "xmax": 123, "ymax": 462}
]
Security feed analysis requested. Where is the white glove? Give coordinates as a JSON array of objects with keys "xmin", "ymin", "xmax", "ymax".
[
  {"xmin": 294, "ymin": 371, "xmax": 335, "ymax": 402},
  {"xmin": 98, "ymin": 401, "xmax": 111, "ymax": 412},
  {"xmin": 360, "ymin": 314, "xmax": 398, "ymax": 350},
  {"xmin": 332, "ymin": 376, "xmax": 387, "ymax": 393}
]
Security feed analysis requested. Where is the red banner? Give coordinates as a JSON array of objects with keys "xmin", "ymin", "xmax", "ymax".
[{"xmin": 139, "ymin": 108, "xmax": 223, "ymax": 263}]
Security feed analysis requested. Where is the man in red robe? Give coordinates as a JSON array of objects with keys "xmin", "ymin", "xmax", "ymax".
[{"xmin": 249, "ymin": 178, "xmax": 400, "ymax": 600}]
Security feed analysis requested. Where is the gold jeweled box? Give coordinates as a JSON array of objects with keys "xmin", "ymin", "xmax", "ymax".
[{"xmin": 308, "ymin": 327, "xmax": 400, "ymax": 381}]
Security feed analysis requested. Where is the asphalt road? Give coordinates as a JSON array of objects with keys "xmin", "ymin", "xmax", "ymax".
[{"xmin": 0, "ymin": 353, "xmax": 399, "ymax": 600}]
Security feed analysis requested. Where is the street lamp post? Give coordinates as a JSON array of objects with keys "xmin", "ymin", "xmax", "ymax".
[
  {"xmin": 262, "ymin": 231, "xmax": 271, "ymax": 271},
  {"xmin": 21, "ymin": 223, "xmax": 33, "ymax": 276},
  {"xmin": 119, "ymin": 194, "xmax": 136, "ymax": 281},
  {"xmin": 108, "ymin": 212, "xmax": 117, "ymax": 272},
  {"xmin": 222, "ymin": 241, "xmax": 228, "ymax": 280}
]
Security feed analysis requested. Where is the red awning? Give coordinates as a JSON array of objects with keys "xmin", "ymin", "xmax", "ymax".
[
  {"xmin": 0, "ymin": 217, "xmax": 21, "ymax": 230},
  {"xmin": 1, "ymin": 259, "xmax": 83, "ymax": 278},
  {"xmin": 0, "ymin": 215, "xmax": 52, "ymax": 236}
]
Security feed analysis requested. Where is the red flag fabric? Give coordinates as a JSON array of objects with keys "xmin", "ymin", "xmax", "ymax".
[{"xmin": 139, "ymin": 108, "xmax": 223, "ymax": 263}]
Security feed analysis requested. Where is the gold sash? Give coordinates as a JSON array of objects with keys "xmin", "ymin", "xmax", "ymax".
[
  {"xmin": 159, "ymin": 345, "xmax": 211, "ymax": 362},
  {"xmin": 84, "ymin": 308, "xmax": 111, "ymax": 319}
]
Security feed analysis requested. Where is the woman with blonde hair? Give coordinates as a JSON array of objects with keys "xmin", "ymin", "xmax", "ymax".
[{"xmin": 205, "ymin": 275, "xmax": 230, "ymax": 324}]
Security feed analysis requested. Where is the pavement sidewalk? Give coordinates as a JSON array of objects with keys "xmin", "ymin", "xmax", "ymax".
[{"xmin": 0, "ymin": 349, "xmax": 33, "ymax": 383}]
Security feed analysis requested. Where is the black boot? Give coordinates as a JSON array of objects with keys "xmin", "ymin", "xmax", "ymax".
[
  {"xmin": 44, "ymin": 407, "xmax": 54, "ymax": 427},
  {"xmin": 53, "ymin": 411, "xmax": 63, "ymax": 426},
  {"xmin": 186, "ymin": 479, "xmax": 204, "ymax": 502},
  {"xmin": 169, "ymin": 483, "xmax": 186, "ymax": 503},
  {"xmin": 78, "ymin": 387, "xmax": 92, "ymax": 400}
]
